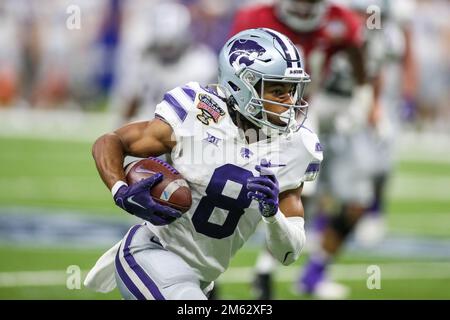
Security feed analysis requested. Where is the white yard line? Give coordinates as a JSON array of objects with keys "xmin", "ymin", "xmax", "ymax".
[
  {"xmin": 220, "ymin": 262, "xmax": 450, "ymax": 283},
  {"xmin": 1, "ymin": 262, "xmax": 450, "ymax": 288},
  {"xmin": 0, "ymin": 270, "xmax": 69, "ymax": 287},
  {"xmin": 389, "ymin": 175, "xmax": 450, "ymax": 200}
]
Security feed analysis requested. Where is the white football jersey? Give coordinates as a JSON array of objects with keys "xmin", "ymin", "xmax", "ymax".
[{"xmin": 148, "ymin": 82, "xmax": 323, "ymax": 282}]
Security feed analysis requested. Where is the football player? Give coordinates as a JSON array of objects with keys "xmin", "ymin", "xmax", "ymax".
[
  {"xmin": 84, "ymin": 28, "xmax": 323, "ymax": 300},
  {"xmin": 230, "ymin": 0, "xmax": 374, "ymax": 299},
  {"xmin": 350, "ymin": 0, "xmax": 418, "ymax": 246},
  {"xmin": 295, "ymin": 0, "xmax": 418, "ymax": 299},
  {"xmin": 112, "ymin": 2, "xmax": 217, "ymax": 125}
]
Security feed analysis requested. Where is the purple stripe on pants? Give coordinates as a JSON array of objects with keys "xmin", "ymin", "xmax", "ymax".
[
  {"xmin": 115, "ymin": 245, "xmax": 146, "ymax": 300},
  {"xmin": 123, "ymin": 225, "xmax": 166, "ymax": 300}
]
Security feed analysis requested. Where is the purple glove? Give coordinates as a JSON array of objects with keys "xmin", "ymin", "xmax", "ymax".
[
  {"xmin": 114, "ymin": 173, "xmax": 182, "ymax": 226},
  {"xmin": 247, "ymin": 160, "xmax": 280, "ymax": 217},
  {"xmin": 400, "ymin": 96, "xmax": 417, "ymax": 122}
]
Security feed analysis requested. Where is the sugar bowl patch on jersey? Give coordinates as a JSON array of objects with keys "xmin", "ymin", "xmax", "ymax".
[{"xmin": 196, "ymin": 93, "xmax": 225, "ymax": 125}]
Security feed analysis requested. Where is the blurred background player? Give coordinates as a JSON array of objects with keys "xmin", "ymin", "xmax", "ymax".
[
  {"xmin": 0, "ymin": 1, "xmax": 22, "ymax": 108},
  {"xmin": 0, "ymin": 0, "xmax": 117, "ymax": 110},
  {"xmin": 412, "ymin": 0, "xmax": 449, "ymax": 130},
  {"xmin": 229, "ymin": 0, "xmax": 373, "ymax": 299},
  {"xmin": 347, "ymin": 0, "xmax": 418, "ymax": 247},
  {"xmin": 111, "ymin": 1, "xmax": 217, "ymax": 125},
  {"xmin": 295, "ymin": 0, "xmax": 418, "ymax": 298}
]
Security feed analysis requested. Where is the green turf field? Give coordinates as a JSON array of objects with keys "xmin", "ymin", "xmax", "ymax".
[{"xmin": 1, "ymin": 136, "xmax": 450, "ymax": 299}]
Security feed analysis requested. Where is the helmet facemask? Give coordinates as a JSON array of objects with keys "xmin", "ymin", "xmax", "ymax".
[{"xmin": 238, "ymin": 68, "xmax": 310, "ymax": 136}]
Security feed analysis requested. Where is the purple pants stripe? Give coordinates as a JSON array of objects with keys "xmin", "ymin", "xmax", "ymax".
[
  {"xmin": 115, "ymin": 246, "xmax": 146, "ymax": 300},
  {"xmin": 123, "ymin": 225, "xmax": 166, "ymax": 300}
]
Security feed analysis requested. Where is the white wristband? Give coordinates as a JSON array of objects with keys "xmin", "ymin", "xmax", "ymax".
[{"xmin": 111, "ymin": 181, "xmax": 128, "ymax": 198}]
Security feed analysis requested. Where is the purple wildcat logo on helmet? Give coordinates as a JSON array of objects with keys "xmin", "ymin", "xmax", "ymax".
[{"xmin": 228, "ymin": 39, "xmax": 266, "ymax": 68}]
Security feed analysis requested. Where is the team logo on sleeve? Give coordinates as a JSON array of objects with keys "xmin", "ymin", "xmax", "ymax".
[
  {"xmin": 196, "ymin": 93, "xmax": 225, "ymax": 125},
  {"xmin": 315, "ymin": 142, "xmax": 323, "ymax": 152}
]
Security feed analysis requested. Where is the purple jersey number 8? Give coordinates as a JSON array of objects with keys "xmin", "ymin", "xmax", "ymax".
[{"xmin": 192, "ymin": 164, "xmax": 253, "ymax": 239}]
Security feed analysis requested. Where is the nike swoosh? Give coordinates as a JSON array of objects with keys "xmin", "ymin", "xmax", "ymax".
[
  {"xmin": 135, "ymin": 166, "xmax": 156, "ymax": 174},
  {"xmin": 127, "ymin": 196, "xmax": 146, "ymax": 209},
  {"xmin": 283, "ymin": 251, "xmax": 293, "ymax": 264},
  {"xmin": 150, "ymin": 236, "xmax": 163, "ymax": 247},
  {"xmin": 259, "ymin": 165, "xmax": 285, "ymax": 176},
  {"xmin": 267, "ymin": 163, "xmax": 286, "ymax": 167}
]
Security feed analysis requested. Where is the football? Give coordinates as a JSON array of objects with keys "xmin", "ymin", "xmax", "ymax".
[{"xmin": 124, "ymin": 157, "xmax": 192, "ymax": 213}]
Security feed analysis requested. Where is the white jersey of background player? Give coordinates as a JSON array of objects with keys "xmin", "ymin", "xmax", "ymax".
[
  {"xmin": 85, "ymin": 28, "xmax": 322, "ymax": 299},
  {"xmin": 344, "ymin": 0, "xmax": 417, "ymax": 244},
  {"xmin": 112, "ymin": 1, "xmax": 217, "ymax": 124},
  {"xmin": 312, "ymin": 0, "xmax": 412, "ymax": 207},
  {"xmin": 294, "ymin": 1, "xmax": 415, "ymax": 300}
]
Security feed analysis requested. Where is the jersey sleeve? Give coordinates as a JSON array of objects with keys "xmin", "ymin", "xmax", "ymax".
[
  {"xmin": 299, "ymin": 127, "xmax": 323, "ymax": 183},
  {"xmin": 154, "ymin": 82, "xmax": 200, "ymax": 139},
  {"xmin": 301, "ymin": 134, "xmax": 323, "ymax": 183},
  {"xmin": 277, "ymin": 127, "xmax": 323, "ymax": 192}
]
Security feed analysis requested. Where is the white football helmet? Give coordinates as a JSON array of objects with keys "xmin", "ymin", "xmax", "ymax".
[
  {"xmin": 218, "ymin": 28, "xmax": 310, "ymax": 136},
  {"xmin": 148, "ymin": 2, "xmax": 192, "ymax": 62},
  {"xmin": 276, "ymin": 0, "xmax": 328, "ymax": 32}
]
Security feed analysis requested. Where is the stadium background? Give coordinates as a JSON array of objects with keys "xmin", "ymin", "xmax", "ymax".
[{"xmin": 0, "ymin": 0, "xmax": 449, "ymax": 299}]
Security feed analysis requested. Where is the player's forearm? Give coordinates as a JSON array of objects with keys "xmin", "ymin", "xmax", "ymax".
[
  {"xmin": 401, "ymin": 28, "xmax": 417, "ymax": 98},
  {"xmin": 348, "ymin": 45, "xmax": 367, "ymax": 86},
  {"xmin": 92, "ymin": 133, "xmax": 127, "ymax": 190},
  {"xmin": 263, "ymin": 212, "xmax": 306, "ymax": 266}
]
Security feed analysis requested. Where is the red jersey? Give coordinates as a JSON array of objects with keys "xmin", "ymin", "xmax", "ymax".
[{"xmin": 230, "ymin": 3, "xmax": 363, "ymax": 86}]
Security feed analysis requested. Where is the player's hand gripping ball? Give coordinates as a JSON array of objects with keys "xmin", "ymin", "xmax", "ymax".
[{"xmin": 114, "ymin": 157, "xmax": 192, "ymax": 225}]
